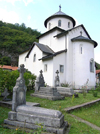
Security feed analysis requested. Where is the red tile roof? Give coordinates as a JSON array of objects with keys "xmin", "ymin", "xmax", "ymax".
[
  {"xmin": 0, "ymin": 65, "xmax": 18, "ymax": 71},
  {"xmin": 96, "ymin": 70, "xmax": 100, "ymax": 74}
]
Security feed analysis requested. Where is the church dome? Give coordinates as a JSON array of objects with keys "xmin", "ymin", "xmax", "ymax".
[{"xmin": 44, "ymin": 6, "xmax": 76, "ymax": 30}]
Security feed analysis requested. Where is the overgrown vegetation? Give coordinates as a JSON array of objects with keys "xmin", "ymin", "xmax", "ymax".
[
  {"xmin": 0, "ymin": 21, "xmax": 41, "ymax": 65},
  {"xmin": 0, "ymin": 69, "xmax": 36, "ymax": 94}
]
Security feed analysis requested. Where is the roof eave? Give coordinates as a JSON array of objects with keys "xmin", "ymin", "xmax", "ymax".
[{"xmin": 71, "ymin": 39, "xmax": 98, "ymax": 48}]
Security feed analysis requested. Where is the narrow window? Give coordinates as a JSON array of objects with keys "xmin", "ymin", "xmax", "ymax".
[
  {"xmin": 33, "ymin": 54, "xmax": 36, "ymax": 62},
  {"xmin": 60, "ymin": 65, "xmax": 64, "ymax": 73},
  {"xmin": 58, "ymin": 20, "xmax": 61, "ymax": 27},
  {"xmin": 81, "ymin": 46, "xmax": 82, "ymax": 54},
  {"xmin": 79, "ymin": 44, "xmax": 83, "ymax": 54},
  {"xmin": 49, "ymin": 23, "xmax": 51, "ymax": 30},
  {"xmin": 68, "ymin": 22, "xmax": 70, "ymax": 28},
  {"xmin": 90, "ymin": 59, "xmax": 94, "ymax": 72},
  {"xmin": 44, "ymin": 64, "xmax": 47, "ymax": 72}
]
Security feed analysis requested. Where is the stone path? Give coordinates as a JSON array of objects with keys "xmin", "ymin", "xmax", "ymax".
[
  {"xmin": 69, "ymin": 114, "xmax": 100, "ymax": 131},
  {"xmin": 64, "ymin": 98, "xmax": 100, "ymax": 113}
]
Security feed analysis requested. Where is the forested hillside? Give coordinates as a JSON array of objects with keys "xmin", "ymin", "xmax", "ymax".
[
  {"xmin": 95, "ymin": 62, "xmax": 100, "ymax": 69},
  {"xmin": 0, "ymin": 21, "xmax": 41, "ymax": 66}
]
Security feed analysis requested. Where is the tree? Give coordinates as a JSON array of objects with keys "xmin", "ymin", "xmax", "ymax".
[{"xmin": 0, "ymin": 69, "xmax": 36, "ymax": 93}]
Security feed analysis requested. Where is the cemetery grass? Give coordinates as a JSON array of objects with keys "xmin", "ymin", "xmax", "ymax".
[
  {"xmin": 0, "ymin": 90, "xmax": 100, "ymax": 134},
  {"xmin": 71, "ymin": 102, "xmax": 100, "ymax": 127}
]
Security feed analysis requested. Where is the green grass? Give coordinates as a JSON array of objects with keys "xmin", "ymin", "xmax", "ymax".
[
  {"xmin": 71, "ymin": 102, "xmax": 100, "ymax": 127},
  {"xmin": 0, "ymin": 90, "xmax": 100, "ymax": 134}
]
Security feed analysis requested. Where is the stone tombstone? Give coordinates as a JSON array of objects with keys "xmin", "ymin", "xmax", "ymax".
[
  {"xmin": 12, "ymin": 64, "xmax": 27, "ymax": 111},
  {"xmin": 1, "ymin": 88, "xmax": 11, "ymax": 101},
  {"xmin": 35, "ymin": 70, "xmax": 45, "ymax": 91},
  {"xmin": 55, "ymin": 70, "xmax": 60, "ymax": 87}
]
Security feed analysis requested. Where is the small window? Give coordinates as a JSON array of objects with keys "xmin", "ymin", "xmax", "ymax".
[
  {"xmin": 60, "ymin": 65, "xmax": 64, "ymax": 73},
  {"xmin": 58, "ymin": 20, "xmax": 61, "ymax": 27},
  {"xmin": 49, "ymin": 23, "xmax": 51, "ymax": 30},
  {"xmin": 68, "ymin": 22, "xmax": 70, "ymax": 28},
  {"xmin": 79, "ymin": 44, "xmax": 83, "ymax": 54},
  {"xmin": 81, "ymin": 46, "xmax": 82, "ymax": 54},
  {"xmin": 90, "ymin": 59, "xmax": 94, "ymax": 72},
  {"xmin": 44, "ymin": 64, "xmax": 47, "ymax": 72},
  {"xmin": 33, "ymin": 54, "xmax": 36, "ymax": 62}
]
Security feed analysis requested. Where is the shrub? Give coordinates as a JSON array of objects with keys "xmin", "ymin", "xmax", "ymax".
[
  {"xmin": 61, "ymin": 82, "xmax": 71, "ymax": 87},
  {"xmin": 0, "ymin": 69, "xmax": 36, "ymax": 93}
]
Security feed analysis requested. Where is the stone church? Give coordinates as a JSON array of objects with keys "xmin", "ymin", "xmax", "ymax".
[{"xmin": 19, "ymin": 6, "xmax": 98, "ymax": 89}]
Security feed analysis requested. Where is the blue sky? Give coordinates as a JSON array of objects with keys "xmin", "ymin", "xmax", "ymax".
[{"xmin": 0, "ymin": 0, "xmax": 100, "ymax": 64}]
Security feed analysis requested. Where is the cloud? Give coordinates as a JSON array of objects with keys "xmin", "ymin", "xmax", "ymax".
[
  {"xmin": 0, "ymin": 0, "xmax": 37, "ymax": 6},
  {"xmin": 0, "ymin": 8, "xmax": 19, "ymax": 24},
  {"xmin": 23, "ymin": 0, "xmax": 35, "ymax": 6},
  {"xmin": 0, "ymin": 0, "xmax": 21, "ymax": 6}
]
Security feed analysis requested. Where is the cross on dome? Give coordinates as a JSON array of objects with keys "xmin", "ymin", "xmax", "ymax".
[{"xmin": 59, "ymin": 5, "xmax": 61, "ymax": 11}]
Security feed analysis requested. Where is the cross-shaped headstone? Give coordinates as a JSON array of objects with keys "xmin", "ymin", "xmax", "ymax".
[
  {"xmin": 56, "ymin": 70, "xmax": 59, "ymax": 76},
  {"xmin": 40, "ymin": 70, "xmax": 43, "ymax": 75},
  {"xmin": 18, "ymin": 64, "xmax": 26, "ymax": 78}
]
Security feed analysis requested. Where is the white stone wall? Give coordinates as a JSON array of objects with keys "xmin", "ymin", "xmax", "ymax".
[
  {"xmin": 39, "ymin": 30, "xmax": 65, "ymax": 52},
  {"xmin": 18, "ymin": 51, "xmax": 28, "ymax": 68},
  {"xmin": 53, "ymin": 52, "xmax": 66, "ymax": 86},
  {"xmin": 46, "ymin": 17, "xmax": 73, "ymax": 31},
  {"xmin": 26, "ymin": 45, "xmax": 43, "ymax": 76},
  {"xmin": 65, "ymin": 26, "xmax": 95, "ymax": 88},
  {"xmin": 42, "ymin": 59, "xmax": 53, "ymax": 86},
  {"xmin": 72, "ymin": 41, "xmax": 95, "ymax": 89}
]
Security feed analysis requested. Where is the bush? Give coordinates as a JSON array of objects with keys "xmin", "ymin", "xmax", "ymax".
[
  {"xmin": 0, "ymin": 69, "xmax": 36, "ymax": 93},
  {"xmin": 61, "ymin": 82, "xmax": 71, "ymax": 87}
]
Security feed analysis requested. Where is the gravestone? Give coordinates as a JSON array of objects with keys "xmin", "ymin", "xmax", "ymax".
[
  {"xmin": 12, "ymin": 64, "xmax": 27, "ymax": 111},
  {"xmin": 1, "ymin": 88, "xmax": 11, "ymax": 101},
  {"xmin": 57, "ymin": 87, "xmax": 76, "ymax": 97},
  {"xmin": 4, "ymin": 65, "xmax": 69, "ymax": 134},
  {"xmin": 32, "ymin": 70, "xmax": 64, "ymax": 100},
  {"xmin": 55, "ymin": 70, "xmax": 60, "ymax": 87},
  {"xmin": 35, "ymin": 70, "xmax": 45, "ymax": 91}
]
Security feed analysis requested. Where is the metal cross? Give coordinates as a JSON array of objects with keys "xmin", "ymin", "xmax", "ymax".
[{"xmin": 59, "ymin": 5, "xmax": 61, "ymax": 11}]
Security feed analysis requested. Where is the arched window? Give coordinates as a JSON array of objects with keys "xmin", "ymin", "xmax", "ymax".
[
  {"xmin": 79, "ymin": 44, "xmax": 83, "ymax": 54},
  {"xmin": 33, "ymin": 54, "xmax": 36, "ymax": 62},
  {"xmin": 49, "ymin": 23, "xmax": 51, "ymax": 30},
  {"xmin": 90, "ymin": 59, "xmax": 94, "ymax": 72},
  {"xmin": 58, "ymin": 20, "xmax": 61, "ymax": 27},
  {"xmin": 68, "ymin": 22, "xmax": 70, "ymax": 28}
]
